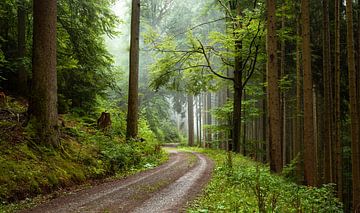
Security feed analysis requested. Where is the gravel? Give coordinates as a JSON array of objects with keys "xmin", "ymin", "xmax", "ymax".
[{"xmin": 21, "ymin": 150, "xmax": 213, "ymax": 213}]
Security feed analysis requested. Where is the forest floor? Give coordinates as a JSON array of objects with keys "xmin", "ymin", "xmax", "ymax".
[{"xmin": 20, "ymin": 149, "xmax": 213, "ymax": 213}]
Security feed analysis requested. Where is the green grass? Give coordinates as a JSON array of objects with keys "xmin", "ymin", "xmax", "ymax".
[{"xmin": 184, "ymin": 148, "xmax": 343, "ymax": 213}]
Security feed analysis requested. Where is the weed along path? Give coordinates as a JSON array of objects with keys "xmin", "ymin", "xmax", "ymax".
[{"xmin": 22, "ymin": 149, "xmax": 213, "ymax": 213}]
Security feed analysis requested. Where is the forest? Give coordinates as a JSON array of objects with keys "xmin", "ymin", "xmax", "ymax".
[{"xmin": 0, "ymin": 0, "xmax": 359, "ymax": 212}]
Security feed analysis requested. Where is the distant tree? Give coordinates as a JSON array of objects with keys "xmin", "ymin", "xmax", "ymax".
[
  {"xmin": 127, "ymin": 0, "xmax": 141, "ymax": 139},
  {"xmin": 187, "ymin": 95, "xmax": 194, "ymax": 146},
  {"xmin": 334, "ymin": 0, "xmax": 342, "ymax": 200},
  {"xmin": 322, "ymin": 0, "xmax": 332, "ymax": 184},
  {"xmin": 29, "ymin": 0, "xmax": 59, "ymax": 146},
  {"xmin": 345, "ymin": 0, "xmax": 360, "ymax": 209},
  {"xmin": 17, "ymin": 0, "xmax": 27, "ymax": 96}
]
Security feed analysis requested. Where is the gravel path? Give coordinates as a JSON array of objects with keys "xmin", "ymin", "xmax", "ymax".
[{"xmin": 21, "ymin": 150, "xmax": 213, "ymax": 213}]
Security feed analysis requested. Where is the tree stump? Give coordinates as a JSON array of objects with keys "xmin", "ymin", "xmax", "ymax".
[
  {"xmin": 97, "ymin": 112, "xmax": 112, "ymax": 131},
  {"xmin": 0, "ymin": 92, "xmax": 6, "ymax": 107}
]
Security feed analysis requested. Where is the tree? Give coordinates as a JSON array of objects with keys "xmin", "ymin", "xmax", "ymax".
[
  {"xmin": 301, "ymin": 0, "xmax": 316, "ymax": 186},
  {"xmin": 127, "ymin": 0, "xmax": 141, "ymax": 139},
  {"xmin": 266, "ymin": 0, "xmax": 282, "ymax": 173},
  {"xmin": 345, "ymin": 0, "xmax": 360, "ymax": 209},
  {"xmin": 334, "ymin": 0, "xmax": 342, "ymax": 199},
  {"xmin": 322, "ymin": 0, "xmax": 332, "ymax": 184},
  {"xmin": 17, "ymin": 0, "xmax": 27, "ymax": 96},
  {"xmin": 188, "ymin": 95, "xmax": 194, "ymax": 146},
  {"xmin": 29, "ymin": 0, "xmax": 58, "ymax": 146}
]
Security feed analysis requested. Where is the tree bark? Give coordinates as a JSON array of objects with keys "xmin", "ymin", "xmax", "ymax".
[
  {"xmin": 280, "ymin": 9, "xmax": 286, "ymax": 166},
  {"xmin": 322, "ymin": 0, "xmax": 333, "ymax": 184},
  {"xmin": 187, "ymin": 95, "xmax": 194, "ymax": 146},
  {"xmin": 17, "ymin": 1, "xmax": 28, "ymax": 96},
  {"xmin": 30, "ymin": 0, "xmax": 58, "ymax": 146},
  {"xmin": 126, "ymin": 0, "xmax": 140, "ymax": 139},
  {"xmin": 267, "ymin": 0, "xmax": 282, "ymax": 173},
  {"xmin": 293, "ymin": 20, "xmax": 303, "ymax": 166},
  {"xmin": 302, "ymin": 0, "xmax": 317, "ymax": 186},
  {"xmin": 345, "ymin": 0, "xmax": 360, "ymax": 209},
  {"xmin": 334, "ymin": 0, "xmax": 343, "ymax": 200}
]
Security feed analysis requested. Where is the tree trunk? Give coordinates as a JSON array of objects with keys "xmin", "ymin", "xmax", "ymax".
[
  {"xmin": 295, "ymin": 20, "xmax": 303, "ymax": 182},
  {"xmin": 322, "ymin": 0, "xmax": 333, "ymax": 184},
  {"xmin": 345, "ymin": 0, "xmax": 360, "ymax": 209},
  {"xmin": 188, "ymin": 95, "xmax": 194, "ymax": 146},
  {"xmin": 198, "ymin": 95, "xmax": 203, "ymax": 147},
  {"xmin": 17, "ymin": 1, "xmax": 28, "ymax": 96},
  {"xmin": 126, "ymin": 0, "xmax": 140, "ymax": 139},
  {"xmin": 30, "ymin": 0, "xmax": 58, "ymax": 146},
  {"xmin": 302, "ymin": 0, "xmax": 317, "ymax": 186},
  {"xmin": 242, "ymin": 89, "xmax": 246, "ymax": 155},
  {"xmin": 334, "ymin": 0, "xmax": 343, "ymax": 200},
  {"xmin": 280, "ymin": 10, "xmax": 286, "ymax": 166},
  {"xmin": 267, "ymin": 0, "xmax": 282, "ymax": 173},
  {"xmin": 206, "ymin": 93, "xmax": 212, "ymax": 147}
]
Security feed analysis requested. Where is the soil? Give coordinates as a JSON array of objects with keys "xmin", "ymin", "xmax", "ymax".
[{"xmin": 21, "ymin": 150, "xmax": 213, "ymax": 213}]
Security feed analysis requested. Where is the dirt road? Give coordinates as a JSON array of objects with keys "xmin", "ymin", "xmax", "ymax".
[{"xmin": 22, "ymin": 150, "xmax": 213, "ymax": 213}]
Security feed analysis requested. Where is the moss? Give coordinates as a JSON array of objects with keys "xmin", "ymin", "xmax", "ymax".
[{"xmin": 0, "ymin": 99, "xmax": 167, "ymax": 210}]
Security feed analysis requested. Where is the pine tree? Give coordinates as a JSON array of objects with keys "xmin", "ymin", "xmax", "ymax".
[
  {"xmin": 267, "ymin": 0, "xmax": 282, "ymax": 173},
  {"xmin": 29, "ymin": 0, "xmax": 59, "ymax": 146},
  {"xmin": 126, "ymin": 0, "xmax": 140, "ymax": 139}
]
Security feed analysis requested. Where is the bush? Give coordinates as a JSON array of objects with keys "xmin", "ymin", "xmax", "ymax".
[{"xmin": 187, "ymin": 149, "xmax": 343, "ymax": 213}]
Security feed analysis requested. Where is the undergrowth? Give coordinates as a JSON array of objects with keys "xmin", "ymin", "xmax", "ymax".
[
  {"xmin": 186, "ymin": 148, "xmax": 343, "ymax": 213},
  {"xmin": 0, "ymin": 97, "xmax": 167, "ymax": 212}
]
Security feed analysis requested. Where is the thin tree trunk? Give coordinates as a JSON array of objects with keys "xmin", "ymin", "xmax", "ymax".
[
  {"xmin": 323, "ymin": 0, "xmax": 333, "ymax": 184},
  {"xmin": 267, "ymin": 0, "xmax": 282, "ymax": 173},
  {"xmin": 126, "ymin": 0, "xmax": 140, "ymax": 139},
  {"xmin": 302, "ymin": 0, "xmax": 317, "ymax": 186},
  {"xmin": 345, "ymin": 0, "xmax": 360, "ymax": 209},
  {"xmin": 263, "ymin": 68, "xmax": 268, "ymax": 163},
  {"xmin": 207, "ymin": 93, "xmax": 212, "ymax": 147},
  {"xmin": 280, "ymin": 5, "xmax": 286, "ymax": 166},
  {"xmin": 30, "ymin": 0, "xmax": 58, "ymax": 146},
  {"xmin": 242, "ymin": 89, "xmax": 247, "ymax": 155},
  {"xmin": 334, "ymin": 0, "xmax": 343, "ymax": 200},
  {"xmin": 196, "ymin": 97, "xmax": 200, "ymax": 145},
  {"xmin": 295, "ymin": 20, "xmax": 303, "ymax": 182},
  {"xmin": 199, "ymin": 95, "xmax": 203, "ymax": 147},
  {"xmin": 17, "ymin": 1, "xmax": 28, "ymax": 96},
  {"xmin": 188, "ymin": 95, "xmax": 194, "ymax": 146}
]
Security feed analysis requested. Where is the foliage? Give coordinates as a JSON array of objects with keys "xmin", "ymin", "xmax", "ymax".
[
  {"xmin": 186, "ymin": 148, "xmax": 343, "ymax": 213},
  {"xmin": 57, "ymin": 0, "xmax": 120, "ymax": 113}
]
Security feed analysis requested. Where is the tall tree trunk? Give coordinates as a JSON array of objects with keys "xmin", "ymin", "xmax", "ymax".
[
  {"xmin": 280, "ymin": 9, "xmax": 286, "ymax": 166},
  {"xmin": 126, "ymin": 0, "xmax": 140, "ymax": 139},
  {"xmin": 295, "ymin": 20, "xmax": 303, "ymax": 182},
  {"xmin": 345, "ymin": 0, "xmax": 360, "ymax": 209},
  {"xmin": 334, "ymin": 0, "xmax": 343, "ymax": 200},
  {"xmin": 207, "ymin": 93, "xmax": 212, "ymax": 147},
  {"xmin": 302, "ymin": 0, "xmax": 317, "ymax": 186},
  {"xmin": 242, "ymin": 89, "xmax": 247, "ymax": 155},
  {"xmin": 17, "ymin": 1, "xmax": 28, "ymax": 96},
  {"xmin": 322, "ymin": 0, "xmax": 333, "ymax": 184},
  {"xmin": 198, "ymin": 95, "xmax": 203, "ymax": 147},
  {"xmin": 263, "ymin": 67, "xmax": 268, "ymax": 163},
  {"xmin": 30, "ymin": 0, "xmax": 58, "ymax": 146},
  {"xmin": 267, "ymin": 0, "xmax": 282, "ymax": 173},
  {"xmin": 188, "ymin": 95, "xmax": 194, "ymax": 146}
]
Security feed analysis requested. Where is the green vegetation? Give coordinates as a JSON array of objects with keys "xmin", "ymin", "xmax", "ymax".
[
  {"xmin": 0, "ymin": 97, "xmax": 167, "ymax": 212},
  {"xmin": 186, "ymin": 148, "xmax": 342, "ymax": 213}
]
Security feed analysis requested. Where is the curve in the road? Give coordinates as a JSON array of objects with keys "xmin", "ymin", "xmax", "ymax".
[{"xmin": 22, "ymin": 150, "xmax": 213, "ymax": 213}]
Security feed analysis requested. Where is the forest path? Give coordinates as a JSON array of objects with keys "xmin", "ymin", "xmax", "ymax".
[{"xmin": 22, "ymin": 149, "xmax": 213, "ymax": 213}]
